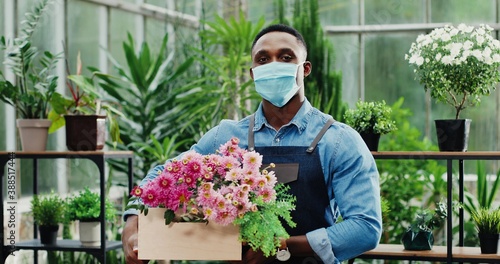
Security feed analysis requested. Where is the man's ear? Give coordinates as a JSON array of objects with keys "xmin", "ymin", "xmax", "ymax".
[
  {"xmin": 303, "ymin": 61, "xmax": 312, "ymax": 77},
  {"xmin": 249, "ymin": 67, "xmax": 254, "ymax": 80}
]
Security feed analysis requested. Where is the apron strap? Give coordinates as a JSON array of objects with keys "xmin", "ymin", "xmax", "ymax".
[
  {"xmin": 247, "ymin": 114, "xmax": 335, "ymax": 153},
  {"xmin": 306, "ymin": 118, "xmax": 335, "ymax": 153},
  {"xmin": 248, "ymin": 114, "xmax": 255, "ymax": 151}
]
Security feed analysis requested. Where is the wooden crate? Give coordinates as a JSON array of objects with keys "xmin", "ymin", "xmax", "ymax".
[{"xmin": 138, "ymin": 208, "xmax": 242, "ymax": 261}]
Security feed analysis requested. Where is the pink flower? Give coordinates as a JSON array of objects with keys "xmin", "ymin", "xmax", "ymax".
[
  {"xmin": 137, "ymin": 137, "xmax": 281, "ymax": 226},
  {"xmin": 141, "ymin": 185, "xmax": 161, "ymax": 207},
  {"xmin": 156, "ymin": 173, "xmax": 174, "ymax": 190},
  {"xmin": 130, "ymin": 186, "xmax": 143, "ymax": 197},
  {"xmin": 242, "ymin": 151, "xmax": 263, "ymax": 170},
  {"xmin": 258, "ymin": 186, "xmax": 276, "ymax": 203}
]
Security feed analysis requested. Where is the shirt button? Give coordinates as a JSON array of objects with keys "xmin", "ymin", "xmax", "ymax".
[{"xmin": 275, "ymin": 138, "xmax": 280, "ymax": 143}]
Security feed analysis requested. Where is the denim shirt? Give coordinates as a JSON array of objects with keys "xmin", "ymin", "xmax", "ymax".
[{"xmin": 124, "ymin": 99, "xmax": 382, "ymax": 263}]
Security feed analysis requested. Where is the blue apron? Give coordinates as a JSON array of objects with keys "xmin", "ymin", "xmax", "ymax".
[{"xmin": 247, "ymin": 115, "xmax": 335, "ymax": 263}]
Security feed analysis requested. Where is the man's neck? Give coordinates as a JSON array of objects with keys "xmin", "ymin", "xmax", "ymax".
[{"xmin": 262, "ymin": 97, "xmax": 304, "ymax": 131}]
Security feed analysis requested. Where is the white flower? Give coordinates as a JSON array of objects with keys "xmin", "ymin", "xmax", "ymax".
[
  {"xmin": 492, "ymin": 53, "xmax": 500, "ymax": 63},
  {"xmin": 476, "ymin": 35, "xmax": 485, "ymax": 45},
  {"xmin": 464, "ymin": 25, "xmax": 474, "ymax": 33},
  {"xmin": 463, "ymin": 40, "xmax": 474, "ymax": 50},
  {"xmin": 441, "ymin": 33, "xmax": 451, "ymax": 42},
  {"xmin": 462, "ymin": 50, "xmax": 471, "ymax": 58},
  {"xmin": 449, "ymin": 43, "xmax": 462, "ymax": 57},
  {"xmin": 409, "ymin": 54, "xmax": 419, "ymax": 64},
  {"xmin": 435, "ymin": 53, "xmax": 442, "ymax": 61},
  {"xmin": 471, "ymin": 49, "xmax": 483, "ymax": 60},
  {"xmin": 482, "ymin": 47, "xmax": 492, "ymax": 59},
  {"xmin": 441, "ymin": 55, "xmax": 453, "ymax": 65},
  {"xmin": 416, "ymin": 56, "xmax": 424, "ymax": 66}
]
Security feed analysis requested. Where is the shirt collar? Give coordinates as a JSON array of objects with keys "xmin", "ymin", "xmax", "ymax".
[{"xmin": 253, "ymin": 99, "xmax": 313, "ymax": 134}]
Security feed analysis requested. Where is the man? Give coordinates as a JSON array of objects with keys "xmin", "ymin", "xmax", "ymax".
[{"xmin": 122, "ymin": 24, "xmax": 382, "ymax": 264}]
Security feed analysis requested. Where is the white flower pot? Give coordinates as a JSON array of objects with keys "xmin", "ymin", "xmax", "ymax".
[
  {"xmin": 16, "ymin": 119, "xmax": 51, "ymax": 151},
  {"xmin": 78, "ymin": 221, "xmax": 101, "ymax": 247}
]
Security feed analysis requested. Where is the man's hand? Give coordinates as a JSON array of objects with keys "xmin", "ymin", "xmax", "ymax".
[{"xmin": 122, "ymin": 215, "xmax": 148, "ymax": 264}]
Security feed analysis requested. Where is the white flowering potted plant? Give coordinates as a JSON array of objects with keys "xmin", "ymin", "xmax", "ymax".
[
  {"xmin": 127, "ymin": 137, "xmax": 296, "ymax": 261},
  {"xmin": 406, "ymin": 24, "xmax": 500, "ymax": 151},
  {"xmin": 344, "ymin": 100, "xmax": 397, "ymax": 151}
]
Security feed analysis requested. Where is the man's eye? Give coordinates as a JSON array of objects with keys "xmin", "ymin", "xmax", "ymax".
[
  {"xmin": 281, "ymin": 55, "xmax": 293, "ymax": 61},
  {"xmin": 257, "ymin": 57, "xmax": 268, "ymax": 63}
]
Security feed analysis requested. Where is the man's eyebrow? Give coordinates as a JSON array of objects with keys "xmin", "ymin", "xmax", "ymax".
[
  {"xmin": 253, "ymin": 48, "xmax": 297, "ymax": 57},
  {"xmin": 253, "ymin": 50, "xmax": 269, "ymax": 57}
]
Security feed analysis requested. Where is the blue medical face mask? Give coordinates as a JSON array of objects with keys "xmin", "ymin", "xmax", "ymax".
[{"xmin": 252, "ymin": 61, "xmax": 304, "ymax": 107}]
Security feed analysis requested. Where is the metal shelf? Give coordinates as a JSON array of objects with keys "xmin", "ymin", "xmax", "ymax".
[
  {"xmin": 363, "ymin": 151, "xmax": 500, "ymax": 263},
  {"xmin": 0, "ymin": 151, "xmax": 134, "ymax": 264}
]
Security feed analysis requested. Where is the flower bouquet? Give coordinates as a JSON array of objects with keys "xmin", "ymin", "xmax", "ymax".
[
  {"xmin": 127, "ymin": 137, "xmax": 296, "ymax": 260},
  {"xmin": 406, "ymin": 23, "xmax": 500, "ymax": 119}
]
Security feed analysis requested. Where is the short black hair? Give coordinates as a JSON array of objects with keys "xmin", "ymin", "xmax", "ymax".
[{"xmin": 251, "ymin": 24, "xmax": 307, "ymax": 51}]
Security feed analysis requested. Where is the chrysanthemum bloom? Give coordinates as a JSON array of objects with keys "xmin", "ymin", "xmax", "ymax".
[
  {"xmin": 130, "ymin": 186, "xmax": 143, "ymax": 197},
  {"xmin": 141, "ymin": 186, "xmax": 161, "ymax": 207},
  {"xmin": 242, "ymin": 151, "xmax": 262, "ymax": 170}
]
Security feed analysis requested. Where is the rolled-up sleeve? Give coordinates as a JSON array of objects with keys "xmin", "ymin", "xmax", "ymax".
[{"xmin": 308, "ymin": 124, "xmax": 382, "ymax": 262}]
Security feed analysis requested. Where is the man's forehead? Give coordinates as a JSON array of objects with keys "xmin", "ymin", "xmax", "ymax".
[{"xmin": 252, "ymin": 31, "xmax": 305, "ymax": 55}]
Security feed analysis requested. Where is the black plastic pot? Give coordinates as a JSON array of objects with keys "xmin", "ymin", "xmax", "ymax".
[
  {"xmin": 39, "ymin": 225, "xmax": 59, "ymax": 245},
  {"xmin": 64, "ymin": 115, "xmax": 106, "ymax": 151},
  {"xmin": 435, "ymin": 119, "xmax": 471, "ymax": 152},
  {"xmin": 478, "ymin": 233, "xmax": 499, "ymax": 254},
  {"xmin": 360, "ymin": 132, "xmax": 381, "ymax": 151}
]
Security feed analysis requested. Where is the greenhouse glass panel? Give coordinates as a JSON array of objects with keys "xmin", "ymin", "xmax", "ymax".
[
  {"xmin": 364, "ymin": 32, "xmax": 429, "ymax": 136},
  {"xmin": 431, "ymin": 0, "xmax": 496, "ymax": 24},
  {"xmin": 329, "ymin": 34, "xmax": 360, "ymax": 105},
  {"xmin": 109, "ymin": 9, "xmax": 139, "ymax": 71},
  {"xmin": 67, "ymin": 0, "xmax": 102, "ymax": 76},
  {"xmin": 319, "ymin": 0, "xmax": 359, "ymax": 26},
  {"xmin": 365, "ymin": 0, "xmax": 424, "ymax": 25},
  {"xmin": 247, "ymin": 0, "xmax": 280, "ymax": 22}
]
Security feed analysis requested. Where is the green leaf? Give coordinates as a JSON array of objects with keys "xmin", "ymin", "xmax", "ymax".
[{"xmin": 164, "ymin": 209, "xmax": 175, "ymax": 225}]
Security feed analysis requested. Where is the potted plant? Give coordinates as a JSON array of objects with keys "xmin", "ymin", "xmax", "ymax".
[
  {"xmin": 401, "ymin": 201, "xmax": 447, "ymax": 250},
  {"xmin": 48, "ymin": 51, "xmax": 123, "ymax": 151},
  {"xmin": 471, "ymin": 207, "xmax": 500, "ymax": 254},
  {"xmin": 343, "ymin": 99, "xmax": 397, "ymax": 151},
  {"xmin": 0, "ymin": 0, "xmax": 60, "ymax": 151},
  {"xmin": 406, "ymin": 23, "xmax": 500, "ymax": 151},
  {"xmin": 66, "ymin": 187, "xmax": 116, "ymax": 246},
  {"xmin": 30, "ymin": 192, "xmax": 66, "ymax": 245}
]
